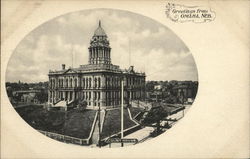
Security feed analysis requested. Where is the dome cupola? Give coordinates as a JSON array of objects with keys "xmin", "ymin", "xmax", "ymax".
[
  {"xmin": 94, "ymin": 21, "xmax": 107, "ymax": 37},
  {"xmin": 88, "ymin": 20, "xmax": 111, "ymax": 65}
]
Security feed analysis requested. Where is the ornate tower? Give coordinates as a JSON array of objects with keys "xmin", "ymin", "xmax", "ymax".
[{"xmin": 88, "ymin": 20, "xmax": 111, "ymax": 65}]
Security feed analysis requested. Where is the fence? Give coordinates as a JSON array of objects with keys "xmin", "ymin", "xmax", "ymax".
[{"xmin": 38, "ymin": 130, "xmax": 89, "ymax": 145}]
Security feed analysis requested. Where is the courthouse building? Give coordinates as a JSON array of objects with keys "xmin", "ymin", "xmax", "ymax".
[{"xmin": 48, "ymin": 21, "xmax": 146, "ymax": 108}]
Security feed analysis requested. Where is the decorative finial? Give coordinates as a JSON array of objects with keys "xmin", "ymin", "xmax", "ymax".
[{"xmin": 99, "ymin": 20, "xmax": 101, "ymax": 27}]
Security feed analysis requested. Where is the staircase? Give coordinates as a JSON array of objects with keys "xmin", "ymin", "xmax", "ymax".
[
  {"xmin": 91, "ymin": 118, "xmax": 100, "ymax": 144},
  {"xmin": 131, "ymin": 100, "xmax": 152, "ymax": 110},
  {"xmin": 53, "ymin": 100, "xmax": 67, "ymax": 107},
  {"xmin": 91, "ymin": 110, "xmax": 106, "ymax": 145}
]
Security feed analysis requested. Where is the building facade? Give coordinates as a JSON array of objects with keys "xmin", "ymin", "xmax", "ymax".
[
  {"xmin": 172, "ymin": 81, "xmax": 198, "ymax": 104},
  {"xmin": 48, "ymin": 21, "xmax": 146, "ymax": 108}
]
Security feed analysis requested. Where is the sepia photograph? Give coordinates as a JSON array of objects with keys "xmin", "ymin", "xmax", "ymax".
[
  {"xmin": 2, "ymin": 1, "xmax": 249, "ymax": 158},
  {"xmin": 5, "ymin": 9, "xmax": 198, "ymax": 148}
]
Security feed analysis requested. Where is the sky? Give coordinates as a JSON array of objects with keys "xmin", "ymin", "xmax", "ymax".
[{"xmin": 6, "ymin": 9, "xmax": 198, "ymax": 83}]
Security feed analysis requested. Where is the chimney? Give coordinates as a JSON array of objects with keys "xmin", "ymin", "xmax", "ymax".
[
  {"xmin": 129, "ymin": 66, "xmax": 134, "ymax": 71},
  {"xmin": 62, "ymin": 64, "xmax": 66, "ymax": 70}
]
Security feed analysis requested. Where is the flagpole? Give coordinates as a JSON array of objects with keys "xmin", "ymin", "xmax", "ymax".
[{"xmin": 121, "ymin": 78, "xmax": 124, "ymax": 147}]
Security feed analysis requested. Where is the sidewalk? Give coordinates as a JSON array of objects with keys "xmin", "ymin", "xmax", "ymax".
[{"xmin": 103, "ymin": 126, "xmax": 154, "ymax": 148}]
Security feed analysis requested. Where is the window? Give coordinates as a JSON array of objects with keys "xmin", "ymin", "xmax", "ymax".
[
  {"xmin": 70, "ymin": 78, "xmax": 72, "ymax": 87},
  {"xmin": 106, "ymin": 77, "xmax": 109, "ymax": 87},
  {"xmin": 74, "ymin": 78, "xmax": 77, "ymax": 87},
  {"xmin": 66, "ymin": 79, "xmax": 68, "ymax": 87},
  {"xmin": 98, "ymin": 92, "xmax": 100, "ymax": 100},
  {"xmin": 94, "ymin": 78, "xmax": 97, "ymax": 88},
  {"xmin": 98, "ymin": 78, "xmax": 101, "ymax": 88},
  {"xmin": 52, "ymin": 79, "xmax": 55, "ymax": 88},
  {"xmin": 82, "ymin": 78, "xmax": 85, "ymax": 88},
  {"xmin": 58, "ymin": 79, "xmax": 61, "ymax": 87},
  {"xmin": 111, "ymin": 77, "xmax": 113, "ymax": 87},
  {"xmin": 50, "ymin": 79, "xmax": 52, "ymax": 88},
  {"xmin": 89, "ymin": 78, "xmax": 92, "ymax": 88}
]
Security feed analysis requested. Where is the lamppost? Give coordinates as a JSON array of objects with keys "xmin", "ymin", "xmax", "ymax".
[
  {"xmin": 121, "ymin": 78, "xmax": 124, "ymax": 147},
  {"xmin": 98, "ymin": 99, "xmax": 101, "ymax": 148}
]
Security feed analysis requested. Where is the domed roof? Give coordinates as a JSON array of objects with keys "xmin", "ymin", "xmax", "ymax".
[{"xmin": 94, "ymin": 20, "xmax": 107, "ymax": 36}]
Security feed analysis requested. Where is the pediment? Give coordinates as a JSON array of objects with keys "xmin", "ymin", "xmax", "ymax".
[{"xmin": 63, "ymin": 69, "xmax": 77, "ymax": 74}]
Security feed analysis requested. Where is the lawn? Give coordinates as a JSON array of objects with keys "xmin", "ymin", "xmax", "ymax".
[
  {"xmin": 101, "ymin": 108, "xmax": 137, "ymax": 139},
  {"xmin": 64, "ymin": 110, "xmax": 96, "ymax": 138},
  {"xmin": 129, "ymin": 107, "xmax": 144, "ymax": 118},
  {"xmin": 15, "ymin": 105, "xmax": 96, "ymax": 139}
]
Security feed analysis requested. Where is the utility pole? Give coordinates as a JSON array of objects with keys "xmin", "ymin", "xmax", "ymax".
[
  {"xmin": 129, "ymin": 38, "xmax": 131, "ymax": 66},
  {"xmin": 121, "ymin": 78, "xmax": 124, "ymax": 147},
  {"xmin": 71, "ymin": 45, "xmax": 74, "ymax": 68},
  {"xmin": 98, "ymin": 102, "xmax": 101, "ymax": 148}
]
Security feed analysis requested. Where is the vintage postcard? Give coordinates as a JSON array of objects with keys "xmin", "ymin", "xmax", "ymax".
[{"xmin": 1, "ymin": 0, "xmax": 249, "ymax": 158}]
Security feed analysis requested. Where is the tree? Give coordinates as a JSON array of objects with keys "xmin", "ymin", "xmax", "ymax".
[
  {"xmin": 145, "ymin": 81, "xmax": 157, "ymax": 92},
  {"xmin": 6, "ymin": 87, "xmax": 13, "ymax": 97},
  {"xmin": 35, "ymin": 91, "xmax": 48, "ymax": 103},
  {"xmin": 76, "ymin": 100, "xmax": 87, "ymax": 111},
  {"xmin": 141, "ymin": 106, "xmax": 168, "ymax": 135}
]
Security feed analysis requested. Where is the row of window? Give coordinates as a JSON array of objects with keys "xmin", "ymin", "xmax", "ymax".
[
  {"xmin": 89, "ymin": 49, "xmax": 110, "ymax": 58},
  {"xmin": 50, "ymin": 76, "xmax": 145, "ymax": 88},
  {"xmin": 80, "ymin": 91, "xmax": 121, "ymax": 101},
  {"xmin": 49, "ymin": 90, "xmax": 145, "ymax": 104}
]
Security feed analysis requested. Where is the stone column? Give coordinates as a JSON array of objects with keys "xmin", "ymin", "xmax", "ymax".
[
  {"xmin": 48, "ymin": 91, "xmax": 51, "ymax": 103},
  {"xmin": 72, "ymin": 91, "xmax": 75, "ymax": 100},
  {"xmin": 91, "ymin": 91, "xmax": 93, "ymax": 106},
  {"xmin": 104, "ymin": 48, "xmax": 106, "ymax": 62},
  {"xmin": 52, "ymin": 91, "xmax": 54, "ymax": 104},
  {"xmin": 55, "ymin": 91, "xmax": 58, "ymax": 101}
]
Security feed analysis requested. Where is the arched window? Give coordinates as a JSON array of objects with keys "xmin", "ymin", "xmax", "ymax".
[
  {"xmin": 82, "ymin": 78, "xmax": 85, "ymax": 88},
  {"xmin": 98, "ymin": 77, "xmax": 101, "ymax": 88},
  {"xmin": 94, "ymin": 78, "xmax": 97, "ymax": 88},
  {"xmin": 74, "ymin": 78, "xmax": 77, "ymax": 87},
  {"xmin": 89, "ymin": 78, "xmax": 92, "ymax": 88},
  {"xmin": 113, "ymin": 78, "xmax": 115, "ymax": 87},
  {"xmin": 70, "ymin": 78, "xmax": 72, "ymax": 87},
  {"xmin": 50, "ymin": 79, "xmax": 52, "ymax": 88},
  {"xmin": 66, "ymin": 79, "xmax": 68, "ymax": 87},
  {"xmin": 106, "ymin": 77, "xmax": 109, "ymax": 87},
  {"xmin": 52, "ymin": 79, "xmax": 55, "ymax": 88},
  {"xmin": 110, "ymin": 77, "xmax": 113, "ymax": 87},
  {"xmin": 98, "ymin": 92, "xmax": 100, "ymax": 100}
]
